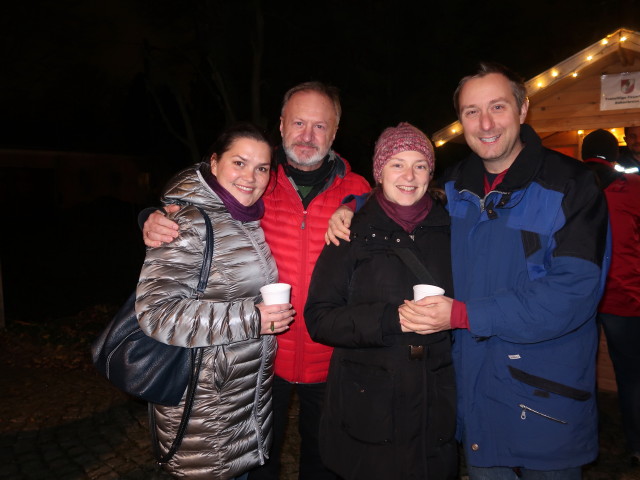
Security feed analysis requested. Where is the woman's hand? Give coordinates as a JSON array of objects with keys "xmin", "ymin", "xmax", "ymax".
[
  {"xmin": 257, "ymin": 303, "xmax": 296, "ymax": 335},
  {"xmin": 398, "ymin": 296, "xmax": 453, "ymax": 334},
  {"xmin": 325, "ymin": 205, "xmax": 355, "ymax": 246},
  {"xmin": 143, "ymin": 205, "xmax": 181, "ymax": 247}
]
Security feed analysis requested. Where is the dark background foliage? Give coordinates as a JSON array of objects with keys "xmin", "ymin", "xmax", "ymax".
[{"xmin": 1, "ymin": 0, "xmax": 638, "ymax": 320}]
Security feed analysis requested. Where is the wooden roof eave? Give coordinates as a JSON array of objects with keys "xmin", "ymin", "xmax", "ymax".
[{"xmin": 431, "ymin": 28, "xmax": 640, "ymax": 147}]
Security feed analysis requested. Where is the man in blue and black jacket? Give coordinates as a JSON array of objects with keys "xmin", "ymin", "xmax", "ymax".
[{"xmin": 439, "ymin": 62, "xmax": 610, "ymax": 479}]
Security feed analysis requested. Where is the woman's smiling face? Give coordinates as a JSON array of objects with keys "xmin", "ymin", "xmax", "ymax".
[
  {"xmin": 210, "ymin": 137, "xmax": 272, "ymax": 206},
  {"xmin": 380, "ymin": 150, "xmax": 431, "ymax": 206}
]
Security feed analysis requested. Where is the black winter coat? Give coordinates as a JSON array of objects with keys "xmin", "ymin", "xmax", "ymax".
[{"xmin": 304, "ymin": 196, "xmax": 458, "ymax": 480}]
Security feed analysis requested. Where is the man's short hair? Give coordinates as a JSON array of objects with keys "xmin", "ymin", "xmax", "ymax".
[
  {"xmin": 281, "ymin": 81, "xmax": 342, "ymax": 125},
  {"xmin": 453, "ymin": 62, "xmax": 528, "ymax": 117}
]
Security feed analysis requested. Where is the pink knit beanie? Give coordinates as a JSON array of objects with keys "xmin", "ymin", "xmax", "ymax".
[{"xmin": 372, "ymin": 122, "xmax": 435, "ymax": 183}]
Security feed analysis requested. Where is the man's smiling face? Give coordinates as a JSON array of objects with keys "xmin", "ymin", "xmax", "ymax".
[{"xmin": 459, "ymin": 73, "xmax": 529, "ymax": 173}]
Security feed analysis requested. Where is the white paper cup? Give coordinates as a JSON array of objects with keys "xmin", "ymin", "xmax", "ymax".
[
  {"xmin": 260, "ymin": 283, "xmax": 291, "ymax": 305},
  {"xmin": 413, "ymin": 284, "xmax": 445, "ymax": 301}
]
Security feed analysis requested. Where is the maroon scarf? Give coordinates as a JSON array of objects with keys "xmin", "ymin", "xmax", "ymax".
[
  {"xmin": 374, "ymin": 188, "xmax": 432, "ymax": 233},
  {"xmin": 205, "ymin": 174, "xmax": 265, "ymax": 222}
]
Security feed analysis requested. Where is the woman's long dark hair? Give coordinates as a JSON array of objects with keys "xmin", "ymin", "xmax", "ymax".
[{"xmin": 204, "ymin": 122, "xmax": 273, "ymax": 166}]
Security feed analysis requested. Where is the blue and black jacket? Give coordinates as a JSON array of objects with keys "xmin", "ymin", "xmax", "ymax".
[{"xmin": 443, "ymin": 124, "xmax": 610, "ymax": 470}]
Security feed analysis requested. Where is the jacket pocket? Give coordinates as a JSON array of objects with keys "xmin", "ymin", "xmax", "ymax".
[
  {"xmin": 213, "ymin": 345, "xmax": 228, "ymax": 391},
  {"xmin": 338, "ymin": 359, "xmax": 395, "ymax": 444},
  {"xmin": 518, "ymin": 403, "xmax": 567, "ymax": 424},
  {"xmin": 508, "ymin": 366, "xmax": 591, "ymax": 401}
]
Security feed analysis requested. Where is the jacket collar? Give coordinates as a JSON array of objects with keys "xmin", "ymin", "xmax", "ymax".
[
  {"xmin": 353, "ymin": 195, "xmax": 450, "ymax": 235},
  {"xmin": 271, "ymin": 147, "xmax": 348, "ymax": 190},
  {"xmin": 455, "ymin": 124, "xmax": 543, "ymax": 196},
  {"xmin": 584, "ymin": 157, "xmax": 623, "ymax": 189}
]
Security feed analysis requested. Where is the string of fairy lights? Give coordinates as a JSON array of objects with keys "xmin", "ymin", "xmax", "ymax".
[{"xmin": 432, "ymin": 28, "xmax": 640, "ymax": 149}]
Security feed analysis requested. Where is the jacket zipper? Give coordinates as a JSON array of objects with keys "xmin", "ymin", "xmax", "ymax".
[
  {"xmin": 254, "ymin": 339, "xmax": 269, "ymax": 462},
  {"xmin": 459, "ymin": 188, "xmax": 509, "ymax": 213},
  {"xmin": 289, "ymin": 162, "xmax": 344, "ymax": 382},
  {"xmin": 460, "ymin": 189, "xmax": 486, "ymax": 212},
  {"xmin": 519, "ymin": 403, "xmax": 567, "ymax": 424},
  {"xmin": 240, "ymin": 222, "xmax": 272, "ymax": 281}
]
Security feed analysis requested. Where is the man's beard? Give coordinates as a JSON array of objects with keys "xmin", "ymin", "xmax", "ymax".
[{"xmin": 283, "ymin": 142, "xmax": 328, "ymax": 169}]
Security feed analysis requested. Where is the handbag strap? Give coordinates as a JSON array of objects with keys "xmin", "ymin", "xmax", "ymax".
[
  {"xmin": 150, "ymin": 348, "xmax": 204, "ymax": 464},
  {"xmin": 149, "ymin": 205, "xmax": 212, "ymax": 464},
  {"xmin": 392, "ymin": 247, "xmax": 438, "ymax": 286}
]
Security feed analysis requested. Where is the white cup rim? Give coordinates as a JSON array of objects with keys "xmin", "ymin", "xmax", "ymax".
[
  {"xmin": 413, "ymin": 284, "xmax": 445, "ymax": 300},
  {"xmin": 260, "ymin": 283, "xmax": 291, "ymax": 291}
]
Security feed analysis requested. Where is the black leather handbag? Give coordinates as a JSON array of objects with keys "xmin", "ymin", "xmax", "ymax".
[{"xmin": 91, "ymin": 206, "xmax": 211, "ymax": 406}]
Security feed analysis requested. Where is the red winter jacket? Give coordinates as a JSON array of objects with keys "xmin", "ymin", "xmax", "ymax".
[
  {"xmin": 261, "ymin": 153, "xmax": 370, "ymax": 383},
  {"xmin": 586, "ymin": 157, "xmax": 640, "ymax": 316}
]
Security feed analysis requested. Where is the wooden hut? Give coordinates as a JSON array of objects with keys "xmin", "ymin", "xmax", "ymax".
[
  {"xmin": 433, "ymin": 27, "xmax": 640, "ymax": 158},
  {"xmin": 432, "ymin": 27, "xmax": 640, "ymax": 392}
]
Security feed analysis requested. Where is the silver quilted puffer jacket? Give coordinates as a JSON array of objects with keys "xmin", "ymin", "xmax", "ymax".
[{"xmin": 136, "ymin": 163, "xmax": 278, "ymax": 480}]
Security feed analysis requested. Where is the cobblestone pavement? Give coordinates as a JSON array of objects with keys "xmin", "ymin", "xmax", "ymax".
[
  {"xmin": 0, "ymin": 361, "xmax": 303, "ymax": 480},
  {"xmin": 1, "ymin": 312, "xmax": 638, "ymax": 480}
]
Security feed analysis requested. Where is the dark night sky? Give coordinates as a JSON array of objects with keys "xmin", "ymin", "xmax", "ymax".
[
  {"xmin": 4, "ymin": 0, "xmax": 639, "ymax": 174},
  {"xmin": 1, "ymin": 0, "xmax": 639, "ymax": 318}
]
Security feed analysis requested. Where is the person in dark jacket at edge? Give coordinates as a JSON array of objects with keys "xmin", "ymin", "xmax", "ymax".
[
  {"xmin": 582, "ymin": 129, "xmax": 640, "ymax": 467},
  {"xmin": 617, "ymin": 126, "xmax": 640, "ymax": 174},
  {"xmin": 304, "ymin": 122, "xmax": 457, "ymax": 480},
  {"xmin": 325, "ymin": 63, "xmax": 610, "ymax": 480}
]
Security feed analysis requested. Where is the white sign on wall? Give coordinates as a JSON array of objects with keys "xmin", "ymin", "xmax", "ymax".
[{"xmin": 601, "ymin": 72, "xmax": 640, "ymax": 110}]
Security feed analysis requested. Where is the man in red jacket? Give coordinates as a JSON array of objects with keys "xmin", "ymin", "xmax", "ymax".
[
  {"xmin": 582, "ymin": 129, "xmax": 640, "ymax": 466},
  {"xmin": 143, "ymin": 82, "xmax": 370, "ymax": 479}
]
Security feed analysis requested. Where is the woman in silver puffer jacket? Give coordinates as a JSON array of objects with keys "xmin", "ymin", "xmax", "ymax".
[{"xmin": 135, "ymin": 124, "xmax": 295, "ymax": 480}]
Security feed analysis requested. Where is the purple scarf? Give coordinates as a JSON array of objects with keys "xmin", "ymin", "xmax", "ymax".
[
  {"xmin": 205, "ymin": 174, "xmax": 265, "ymax": 222},
  {"xmin": 374, "ymin": 188, "xmax": 432, "ymax": 233}
]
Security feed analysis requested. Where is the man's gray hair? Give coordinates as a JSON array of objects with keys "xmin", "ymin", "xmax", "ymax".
[{"xmin": 281, "ymin": 81, "xmax": 342, "ymax": 125}]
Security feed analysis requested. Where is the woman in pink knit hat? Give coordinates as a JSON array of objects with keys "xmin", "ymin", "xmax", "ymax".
[{"xmin": 305, "ymin": 123, "xmax": 457, "ymax": 479}]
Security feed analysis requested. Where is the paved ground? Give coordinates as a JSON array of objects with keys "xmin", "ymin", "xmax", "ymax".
[
  {"xmin": 0, "ymin": 364, "xmax": 301, "ymax": 480},
  {"xmin": 1, "ymin": 306, "xmax": 638, "ymax": 479}
]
